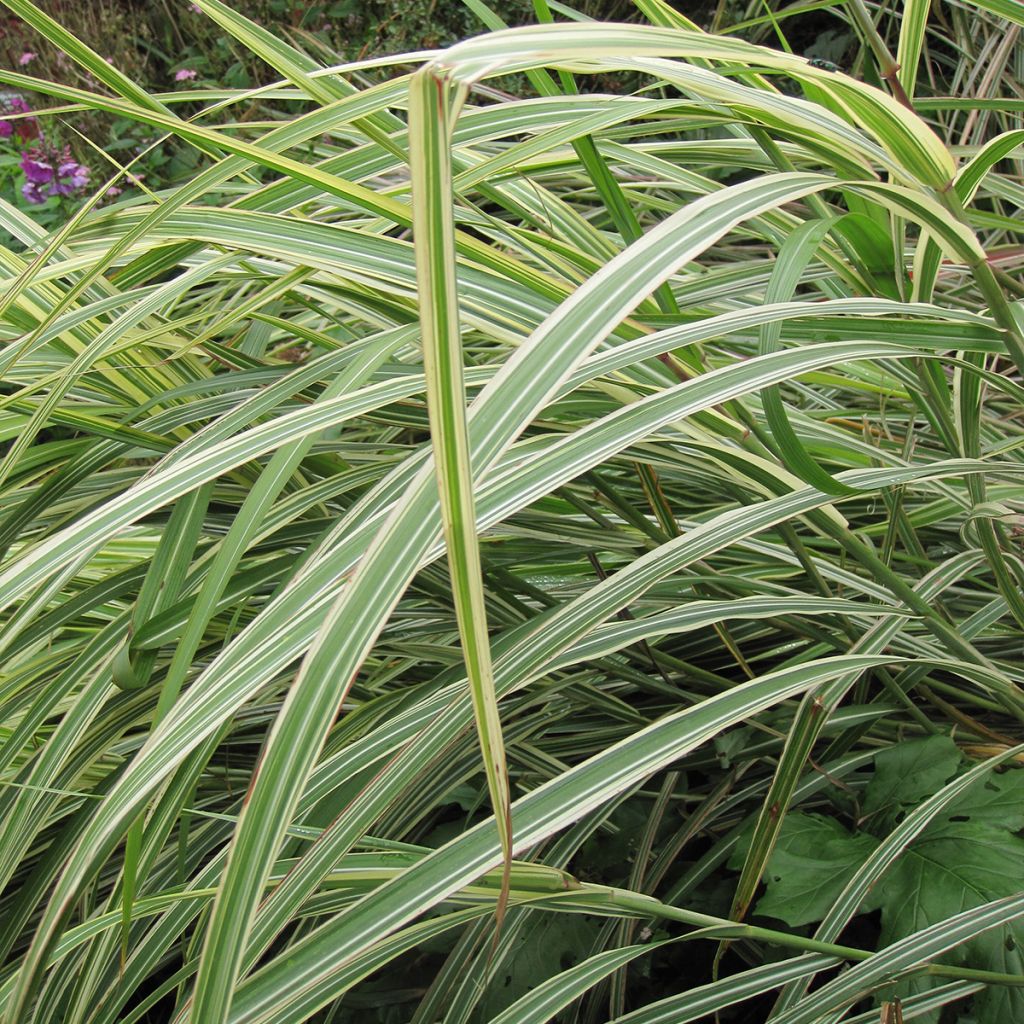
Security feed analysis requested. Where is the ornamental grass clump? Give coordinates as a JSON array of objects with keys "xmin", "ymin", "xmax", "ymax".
[{"xmin": 0, "ymin": 0, "xmax": 1022, "ymax": 1022}]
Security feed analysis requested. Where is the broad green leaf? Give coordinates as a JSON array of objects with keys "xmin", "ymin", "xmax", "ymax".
[
  {"xmin": 772, "ymin": 894, "xmax": 1024, "ymax": 1024},
  {"xmin": 772, "ymin": 745, "xmax": 1024, "ymax": 1019},
  {"xmin": 864, "ymin": 762, "xmax": 1024, "ymax": 1022},
  {"xmin": 736, "ymin": 814, "xmax": 880, "ymax": 927},
  {"xmin": 861, "ymin": 736, "xmax": 963, "ymax": 827}
]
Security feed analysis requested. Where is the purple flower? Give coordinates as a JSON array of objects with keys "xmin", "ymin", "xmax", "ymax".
[
  {"xmin": 57, "ymin": 156, "xmax": 89, "ymax": 191},
  {"xmin": 174, "ymin": 68, "xmax": 197, "ymax": 82},
  {"xmin": 18, "ymin": 144, "xmax": 90, "ymax": 203},
  {"xmin": 18, "ymin": 52, "xmax": 36, "ymax": 66},
  {"xmin": 20, "ymin": 150, "xmax": 54, "ymax": 185}
]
